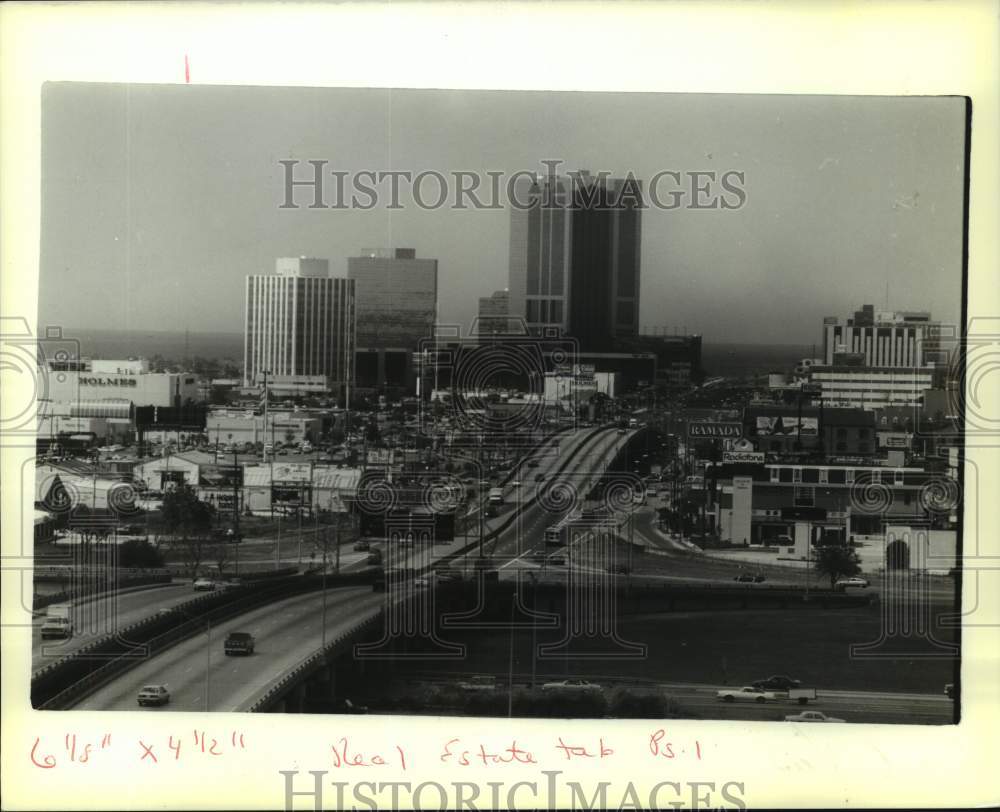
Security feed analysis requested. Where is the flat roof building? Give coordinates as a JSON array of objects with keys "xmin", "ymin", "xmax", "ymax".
[
  {"xmin": 507, "ymin": 173, "xmax": 642, "ymax": 351},
  {"xmin": 243, "ymin": 258, "xmax": 355, "ymax": 393},
  {"xmin": 348, "ymin": 248, "xmax": 438, "ymax": 389}
]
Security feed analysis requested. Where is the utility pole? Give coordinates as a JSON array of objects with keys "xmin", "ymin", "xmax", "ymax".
[
  {"xmin": 233, "ymin": 448, "xmax": 241, "ymax": 578},
  {"xmin": 335, "ymin": 511, "xmax": 342, "ymax": 574}
]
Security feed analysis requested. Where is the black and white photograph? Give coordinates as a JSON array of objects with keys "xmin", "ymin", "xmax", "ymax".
[
  {"xmin": 26, "ymin": 84, "xmax": 967, "ymax": 724},
  {"xmin": 2, "ymin": 3, "xmax": 998, "ymax": 811}
]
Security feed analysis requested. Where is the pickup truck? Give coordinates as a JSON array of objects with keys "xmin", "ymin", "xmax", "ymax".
[{"xmin": 224, "ymin": 632, "xmax": 256, "ymax": 656}]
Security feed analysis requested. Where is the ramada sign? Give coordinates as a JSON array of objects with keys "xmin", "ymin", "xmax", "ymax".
[{"xmin": 687, "ymin": 422, "xmax": 742, "ymax": 438}]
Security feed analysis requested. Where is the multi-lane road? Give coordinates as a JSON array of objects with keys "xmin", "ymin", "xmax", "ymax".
[
  {"xmin": 32, "ymin": 583, "xmax": 197, "ymax": 674},
  {"xmin": 60, "ymin": 426, "xmax": 619, "ymax": 709},
  {"xmin": 76, "ymin": 587, "xmax": 382, "ymax": 712}
]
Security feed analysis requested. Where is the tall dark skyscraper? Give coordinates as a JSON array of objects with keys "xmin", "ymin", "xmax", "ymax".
[{"xmin": 507, "ymin": 173, "xmax": 642, "ymax": 351}]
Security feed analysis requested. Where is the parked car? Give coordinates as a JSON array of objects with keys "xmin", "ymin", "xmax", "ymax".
[
  {"xmin": 458, "ymin": 675, "xmax": 497, "ymax": 691},
  {"xmin": 224, "ymin": 632, "xmax": 255, "ymax": 656},
  {"xmin": 332, "ymin": 698, "xmax": 368, "ymax": 714},
  {"xmin": 542, "ymin": 679, "xmax": 602, "ymax": 693},
  {"xmin": 835, "ymin": 576, "xmax": 870, "ymax": 590},
  {"xmin": 784, "ymin": 711, "xmax": 845, "ymax": 723},
  {"xmin": 192, "ymin": 578, "xmax": 216, "ymax": 591},
  {"xmin": 752, "ymin": 675, "xmax": 802, "ymax": 691},
  {"xmin": 717, "ymin": 686, "xmax": 777, "ymax": 703},
  {"xmin": 137, "ymin": 684, "xmax": 170, "ymax": 707}
]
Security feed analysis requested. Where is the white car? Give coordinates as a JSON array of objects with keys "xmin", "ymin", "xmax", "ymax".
[
  {"xmin": 835, "ymin": 576, "xmax": 870, "ymax": 589},
  {"xmin": 192, "ymin": 578, "xmax": 216, "ymax": 591},
  {"xmin": 785, "ymin": 711, "xmax": 845, "ymax": 723},
  {"xmin": 716, "ymin": 686, "xmax": 777, "ymax": 703},
  {"xmin": 137, "ymin": 684, "xmax": 170, "ymax": 707},
  {"xmin": 541, "ymin": 679, "xmax": 602, "ymax": 693}
]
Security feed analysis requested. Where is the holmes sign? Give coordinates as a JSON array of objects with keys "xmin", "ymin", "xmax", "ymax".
[
  {"xmin": 79, "ymin": 376, "xmax": 138, "ymax": 387},
  {"xmin": 688, "ymin": 422, "xmax": 742, "ymax": 439}
]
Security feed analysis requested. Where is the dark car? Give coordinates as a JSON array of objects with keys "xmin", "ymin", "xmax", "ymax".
[
  {"xmin": 606, "ymin": 564, "xmax": 630, "ymax": 575},
  {"xmin": 734, "ymin": 573, "xmax": 756, "ymax": 583},
  {"xmin": 224, "ymin": 632, "xmax": 256, "ymax": 656},
  {"xmin": 353, "ymin": 540, "xmax": 370, "ymax": 551},
  {"xmin": 752, "ymin": 675, "xmax": 801, "ymax": 691}
]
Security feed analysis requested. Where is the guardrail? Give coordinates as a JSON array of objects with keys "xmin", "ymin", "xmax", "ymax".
[
  {"xmin": 33, "ymin": 573, "xmax": 174, "ymax": 611},
  {"xmin": 245, "ymin": 612, "xmax": 383, "ymax": 712},
  {"xmin": 32, "ymin": 570, "xmax": 378, "ymax": 710}
]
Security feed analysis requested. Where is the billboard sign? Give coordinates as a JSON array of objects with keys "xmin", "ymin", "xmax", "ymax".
[
  {"xmin": 688, "ymin": 422, "xmax": 742, "ymax": 439},
  {"xmin": 755, "ymin": 416, "xmax": 818, "ymax": 437},
  {"xmin": 270, "ymin": 462, "xmax": 312, "ymax": 482},
  {"xmin": 723, "ymin": 451, "xmax": 765, "ymax": 464}
]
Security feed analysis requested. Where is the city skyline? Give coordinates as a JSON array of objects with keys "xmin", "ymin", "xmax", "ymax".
[{"xmin": 39, "ymin": 84, "xmax": 966, "ymax": 344}]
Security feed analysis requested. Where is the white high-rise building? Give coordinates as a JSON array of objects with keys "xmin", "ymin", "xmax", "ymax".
[{"xmin": 243, "ymin": 258, "xmax": 355, "ymax": 391}]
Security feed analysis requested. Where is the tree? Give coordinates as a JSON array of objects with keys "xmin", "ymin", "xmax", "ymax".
[
  {"xmin": 160, "ymin": 485, "xmax": 215, "ymax": 577},
  {"xmin": 814, "ymin": 544, "xmax": 862, "ymax": 589},
  {"xmin": 119, "ymin": 538, "xmax": 165, "ymax": 568}
]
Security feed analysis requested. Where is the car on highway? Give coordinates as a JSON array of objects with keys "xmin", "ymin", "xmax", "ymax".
[
  {"xmin": 137, "ymin": 684, "xmax": 170, "ymax": 707},
  {"xmin": 835, "ymin": 576, "xmax": 870, "ymax": 589},
  {"xmin": 458, "ymin": 675, "xmax": 497, "ymax": 691},
  {"xmin": 192, "ymin": 577, "xmax": 216, "ymax": 591},
  {"xmin": 734, "ymin": 573, "xmax": 765, "ymax": 583},
  {"xmin": 353, "ymin": 540, "xmax": 370, "ymax": 551},
  {"xmin": 526, "ymin": 460, "xmax": 540, "ymax": 469},
  {"xmin": 717, "ymin": 686, "xmax": 777, "ymax": 703},
  {"xmin": 332, "ymin": 698, "xmax": 369, "ymax": 714},
  {"xmin": 784, "ymin": 711, "xmax": 845, "ymax": 723},
  {"xmin": 542, "ymin": 679, "xmax": 602, "ymax": 693},
  {"xmin": 510, "ymin": 479, "xmax": 521, "ymax": 488},
  {"xmin": 752, "ymin": 675, "xmax": 802, "ymax": 691},
  {"xmin": 224, "ymin": 632, "xmax": 256, "ymax": 656},
  {"xmin": 40, "ymin": 615, "xmax": 74, "ymax": 640}
]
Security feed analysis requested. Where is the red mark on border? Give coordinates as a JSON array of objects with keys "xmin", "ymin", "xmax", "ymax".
[{"xmin": 184, "ymin": 55, "xmax": 190, "ymax": 84}]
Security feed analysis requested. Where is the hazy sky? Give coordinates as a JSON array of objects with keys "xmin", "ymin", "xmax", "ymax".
[{"xmin": 40, "ymin": 83, "xmax": 966, "ymax": 344}]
